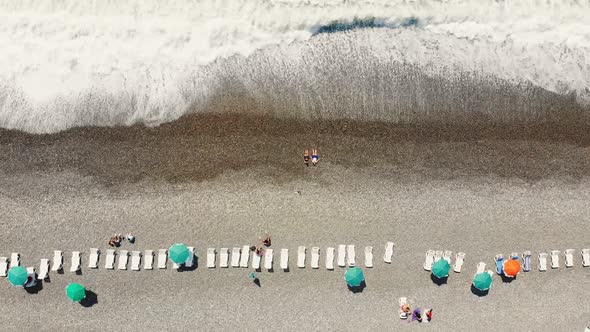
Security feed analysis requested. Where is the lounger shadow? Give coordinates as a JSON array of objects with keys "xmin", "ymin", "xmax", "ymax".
[
  {"xmin": 25, "ymin": 280, "xmax": 43, "ymax": 294},
  {"xmin": 347, "ymin": 281, "xmax": 366, "ymax": 293},
  {"xmin": 470, "ymin": 284, "xmax": 490, "ymax": 297},
  {"xmin": 430, "ymin": 274, "xmax": 448, "ymax": 286},
  {"xmin": 75, "ymin": 269, "xmax": 83, "ymax": 276},
  {"xmin": 80, "ymin": 290, "xmax": 98, "ymax": 308}
]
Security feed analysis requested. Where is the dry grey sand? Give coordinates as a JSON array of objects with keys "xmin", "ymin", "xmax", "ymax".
[{"xmin": 1, "ymin": 115, "xmax": 590, "ymax": 331}]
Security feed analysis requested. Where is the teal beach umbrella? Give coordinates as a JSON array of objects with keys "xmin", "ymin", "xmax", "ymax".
[
  {"xmin": 169, "ymin": 243, "xmax": 190, "ymax": 264},
  {"xmin": 66, "ymin": 283, "xmax": 86, "ymax": 302},
  {"xmin": 432, "ymin": 260, "xmax": 451, "ymax": 279},
  {"xmin": 344, "ymin": 266, "xmax": 365, "ymax": 287},
  {"xmin": 7, "ymin": 266, "xmax": 28, "ymax": 287},
  {"xmin": 473, "ymin": 273, "xmax": 493, "ymax": 291}
]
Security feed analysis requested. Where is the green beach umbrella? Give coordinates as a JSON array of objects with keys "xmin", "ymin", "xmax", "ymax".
[
  {"xmin": 432, "ymin": 260, "xmax": 451, "ymax": 279},
  {"xmin": 169, "ymin": 243, "xmax": 190, "ymax": 264},
  {"xmin": 473, "ymin": 273, "xmax": 493, "ymax": 291},
  {"xmin": 66, "ymin": 283, "xmax": 86, "ymax": 302},
  {"xmin": 7, "ymin": 266, "xmax": 28, "ymax": 287},
  {"xmin": 344, "ymin": 266, "xmax": 365, "ymax": 287}
]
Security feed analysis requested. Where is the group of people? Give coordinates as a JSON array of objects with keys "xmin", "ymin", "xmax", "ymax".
[
  {"xmin": 400, "ymin": 303, "xmax": 433, "ymax": 323},
  {"xmin": 249, "ymin": 231, "xmax": 271, "ymax": 257},
  {"xmin": 108, "ymin": 233, "xmax": 135, "ymax": 247},
  {"xmin": 303, "ymin": 148, "xmax": 319, "ymax": 166}
]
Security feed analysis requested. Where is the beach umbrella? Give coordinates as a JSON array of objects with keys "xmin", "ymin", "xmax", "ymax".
[
  {"xmin": 473, "ymin": 272, "xmax": 493, "ymax": 291},
  {"xmin": 431, "ymin": 260, "xmax": 451, "ymax": 279},
  {"xmin": 169, "ymin": 243, "xmax": 190, "ymax": 264},
  {"xmin": 7, "ymin": 266, "xmax": 28, "ymax": 287},
  {"xmin": 66, "ymin": 283, "xmax": 86, "ymax": 302},
  {"xmin": 503, "ymin": 260, "xmax": 521, "ymax": 277},
  {"xmin": 344, "ymin": 266, "xmax": 365, "ymax": 287}
]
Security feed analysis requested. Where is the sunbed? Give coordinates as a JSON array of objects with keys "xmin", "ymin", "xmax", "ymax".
[
  {"xmin": 231, "ymin": 248, "xmax": 241, "ymax": 268},
  {"xmin": 264, "ymin": 249, "xmax": 273, "ymax": 271},
  {"xmin": 207, "ymin": 248, "xmax": 216, "ymax": 268},
  {"xmin": 25, "ymin": 267, "xmax": 37, "ymax": 288},
  {"xmin": 443, "ymin": 250, "xmax": 452, "ymax": 264},
  {"xmin": 297, "ymin": 246, "xmax": 306, "ymax": 268},
  {"xmin": 453, "ymin": 252, "xmax": 465, "ymax": 273},
  {"xmin": 39, "ymin": 259, "xmax": 49, "ymax": 280},
  {"xmin": 88, "ymin": 248, "xmax": 100, "ymax": 269},
  {"xmin": 475, "ymin": 262, "xmax": 486, "ymax": 275},
  {"xmin": 219, "ymin": 248, "xmax": 229, "ymax": 268},
  {"xmin": 9, "ymin": 253, "xmax": 20, "ymax": 269},
  {"xmin": 384, "ymin": 242, "xmax": 394, "ymax": 263},
  {"xmin": 118, "ymin": 250, "xmax": 129, "ymax": 270},
  {"xmin": 70, "ymin": 251, "xmax": 81, "ymax": 272},
  {"xmin": 337, "ymin": 245, "xmax": 346, "ymax": 267},
  {"xmin": 185, "ymin": 247, "xmax": 195, "ymax": 268},
  {"xmin": 131, "ymin": 251, "xmax": 142, "ymax": 271},
  {"xmin": 240, "ymin": 245, "xmax": 250, "ymax": 268},
  {"xmin": 280, "ymin": 249, "xmax": 288, "ymax": 270},
  {"xmin": 550, "ymin": 250, "xmax": 560, "ymax": 269},
  {"xmin": 522, "ymin": 251, "xmax": 531, "ymax": 272},
  {"xmin": 105, "ymin": 249, "xmax": 116, "ymax": 269},
  {"xmin": 582, "ymin": 249, "xmax": 590, "ymax": 267},
  {"xmin": 434, "ymin": 251, "xmax": 443, "ymax": 263},
  {"xmin": 423, "ymin": 250, "xmax": 435, "ymax": 271},
  {"xmin": 52, "ymin": 250, "xmax": 63, "ymax": 271},
  {"xmin": 311, "ymin": 247, "xmax": 320, "ymax": 269},
  {"xmin": 538, "ymin": 252, "xmax": 548, "ymax": 271},
  {"xmin": 157, "ymin": 249, "xmax": 167, "ymax": 269},
  {"xmin": 325, "ymin": 247, "xmax": 334, "ymax": 270},
  {"xmin": 510, "ymin": 252, "xmax": 519, "ymax": 260},
  {"xmin": 564, "ymin": 249, "xmax": 574, "ymax": 268},
  {"xmin": 364, "ymin": 246, "xmax": 373, "ymax": 268},
  {"xmin": 494, "ymin": 254, "xmax": 504, "ymax": 275},
  {"xmin": 347, "ymin": 245, "xmax": 356, "ymax": 267},
  {"xmin": 252, "ymin": 251, "xmax": 261, "ymax": 270},
  {"xmin": 0, "ymin": 257, "xmax": 8, "ymax": 277},
  {"xmin": 144, "ymin": 250, "xmax": 154, "ymax": 270}
]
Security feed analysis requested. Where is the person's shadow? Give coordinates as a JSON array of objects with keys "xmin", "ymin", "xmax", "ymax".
[
  {"xmin": 80, "ymin": 290, "xmax": 98, "ymax": 307},
  {"xmin": 347, "ymin": 280, "xmax": 366, "ymax": 293},
  {"xmin": 253, "ymin": 278, "xmax": 261, "ymax": 287}
]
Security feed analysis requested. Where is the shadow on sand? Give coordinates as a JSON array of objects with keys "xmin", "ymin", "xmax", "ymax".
[
  {"xmin": 471, "ymin": 284, "xmax": 490, "ymax": 297},
  {"xmin": 80, "ymin": 290, "xmax": 98, "ymax": 308},
  {"xmin": 430, "ymin": 274, "xmax": 448, "ymax": 286},
  {"xmin": 347, "ymin": 281, "xmax": 366, "ymax": 293}
]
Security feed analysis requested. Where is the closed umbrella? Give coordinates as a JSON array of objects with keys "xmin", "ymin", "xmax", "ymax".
[
  {"xmin": 7, "ymin": 266, "xmax": 28, "ymax": 287},
  {"xmin": 169, "ymin": 243, "xmax": 190, "ymax": 264},
  {"xmin": 66, "ymin": 283, "xmax": 86, "ymax": 302},
  {"xmin": 431, "ymin": 260, "xmax": 450, "ymax": 279},
  {"xmin": 473, "ymin": 272, "xmax": 493, "ymax": 291},
  {"xmin": 344, "ymin": 266, "xmax": 365, "ymax": 287},
  {"xmin": 503, "ymin": 260, "xmax": 521, "ymax": 277}
]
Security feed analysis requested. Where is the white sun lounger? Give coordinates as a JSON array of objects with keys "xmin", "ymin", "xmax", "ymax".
[
  {"xmin": 207, "ymin": 248, "xmax": 216, "ymax": 268},
  {"xmin": 144, "ymin": 250, "xmax": 154, "ymax": 270},
  {"xmin": 384, "ymin": 242, "xmax": 394, "ymax": 263},
  {"xmin": 70, "ymin": 251, "xmax": 81, "ymax": 272},
  {"xmin": 280, "ymin": 249, "xmax": 288, "ymax": 270},
  {"xmin": 337, "ymin": 245, "xmax": 346, "ymax": 267},
  {"xmin": 9, "ymin": 253, "xmax": 20, "ymax": 269},
  {"xmin": 365, "ymin": 246, "xmax": 373, "ymax": 268},
  {"xmin": 522, "ymin": 251, "xmax": 532, "ymax": 272},
  {"xmin": 434, "ymin": 251, "xmax": 443, "ymax": 262},
  {"xmin": 240, "ymin": 245, "xmax": 250, "ymax": 268},
  {"xmin": 252, "ymin": 251, "xmax": 262, "ymax": 270},
  {"xmin": 453, "ymin": 252, "xmax": 465, "ymax": 273},
  {"xmin": 297, "ymin": 246, "xmax": 306, "ymax": 268},
  {"xmin": 118, "ymin": 250, "xmax": 129, "ymax": 270},
  {"xmin": 105, "ymin": 249, "xmax": 116, "ymax": 269},
  {"xmin": 219, "ymin": 248, "xmax": 229, "ymax": 268},
  {"xmin": 424, "ymin": 250, "xmax": 435, "ymax": 271},
  {"xmin": 52, "ymin": 250, "xmax": 63, "ymax": 271},
  {"xmin": 311, "ymin": 247, "xmax": 320, "ymax": 269},
  {"xmin": 347, "ymin": 245, "xmax": 356, "ymax": 267},
  {"xmin": 158, "ymin": 249, "xmax": 167, "ymax": 269},
  {"xmin": 185, "ymin": 247, "xmax": 195, "ymax": 268},
  {"xmin": 550, "ymin": 250, "xmax": 560, "ymax": 269},
  {"xmin": 326, "ymin": 247, "xmax": 335, "ymax": 270},
  {"xmin": 0, "ymin": 257, "xmax": 8, "ymax": 277},
  {"xmin": 539, "ymin": 252, "xmax": 548, "ymax": 271},
  {"xmin": 475, "ymin": 262, "xmax": 486, "ymax": 275},
  {"xmin": 39, "ymin": 259, "xmax": 49, "ymax": 280},
  {"xmin": 443, "ymin": 250, "xmax": 452, "ymax": 264},
  {"xmin": 582, "ymin": 249, "xmax": 590, "ymax": 267},
  {"xmin": 564, "ymin": 249, "xmax": 574, "ymax": 267},
  {"xmin": 131, "ymin": 251, "xmax": 142, "ymax": 271},
  {"xmin": 264, "ymin": 249, "xmax": 273, "ymax": 271},
  {"xmin": 88, "ymin": 248, "xmax": 100, "ymax": 269},
  {"xmin": 231, "ymin": 248, "xmax": 241, "ymax": 268}
]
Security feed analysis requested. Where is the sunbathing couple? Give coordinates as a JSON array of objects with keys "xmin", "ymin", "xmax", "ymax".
[
  {"xmin": 303, "ymin": 148, "xmax": 319, "ymax": 166},
  {"xmin": 249, "ymin": 232, "xmax": 271, "ymax": 257},
  {"xmin": 108, "ymin": 233, "xmax": 135, "ymax": 247},
  {"xmin": 400, "ymin": 304, "xmax": 432, "ymax": 323}
]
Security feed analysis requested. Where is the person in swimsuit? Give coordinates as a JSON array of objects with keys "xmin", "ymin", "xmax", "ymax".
[
  {"xmin": 260, "ymin": 231, "xmax": 271, "ymax": 247},
  {"xmin": 311, "ymin": 148, "xmax": 319, "ymax": 166},
  {"xmin": 304, "ymin": 148, "xmax": 310, "ymax": 166}
]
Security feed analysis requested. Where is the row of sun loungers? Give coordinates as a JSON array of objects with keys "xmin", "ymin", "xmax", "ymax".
[
  {"xmin": 495, "ymin": 249, "xmax": 588, "ymax": 273},
  {"xmin": 424, "ymin": 250, "xmax": 466, "ymax": 272}
]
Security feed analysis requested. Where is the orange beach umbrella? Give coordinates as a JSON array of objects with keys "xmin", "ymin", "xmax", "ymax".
[{"xmin": 503, "ymin": 259, "xmax": 521, "ymax": 277}]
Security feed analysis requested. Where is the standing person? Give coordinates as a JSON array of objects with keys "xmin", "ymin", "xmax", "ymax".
[
  {"xmin": 425, "ymin": 309, "xmax": 433, "ymax": 322},
  {"xmin": 250, "ymin": 272, "xmax": 260, "ymax": 287},
  {"xmin": 304, "ymin": 148, "xmax": 310, "ymax": 166},
  {"xmin": 311, "ymin": 148, "xmax": 319, "ymax": 166},
  {"xmin": 260, "ymin": 231, "xmax": 271, "ymax": 247}
]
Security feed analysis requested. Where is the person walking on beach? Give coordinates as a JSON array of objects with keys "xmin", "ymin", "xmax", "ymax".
[
  {"xmin": 304, "ymin": 148, "xmax": 310, "ymax": 166},
  {"xmin": 311, "ymin": 148, "xmax": 319, "ymax": 166},
  {"xmin": 260, "ymin": 231, "xmax": 271, "ymax": 247},
  {"xmin": 250, "ymin": 272, "xmax": 260, "ymax": 287},
  {"xmin": 425, "ymin": 309, "xmax": 432, "ymax": 322}
]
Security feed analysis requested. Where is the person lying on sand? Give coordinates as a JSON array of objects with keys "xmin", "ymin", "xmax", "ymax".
[
  {"xmin": 311, "ymin": 148, "xmax": 319, "ymax": 166},
  {"xmin": 304, "ymin": 148, "xmax": 310, "ymax": 166},
  {"xmin": 260, "ymin": 232, "xmax": 271, "ymax": 247}
]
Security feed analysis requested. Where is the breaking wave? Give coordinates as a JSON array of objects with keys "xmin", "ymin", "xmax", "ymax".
[{"xmin": 0, "ymin": 0, "xmax": 589, "ymax": 133}]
